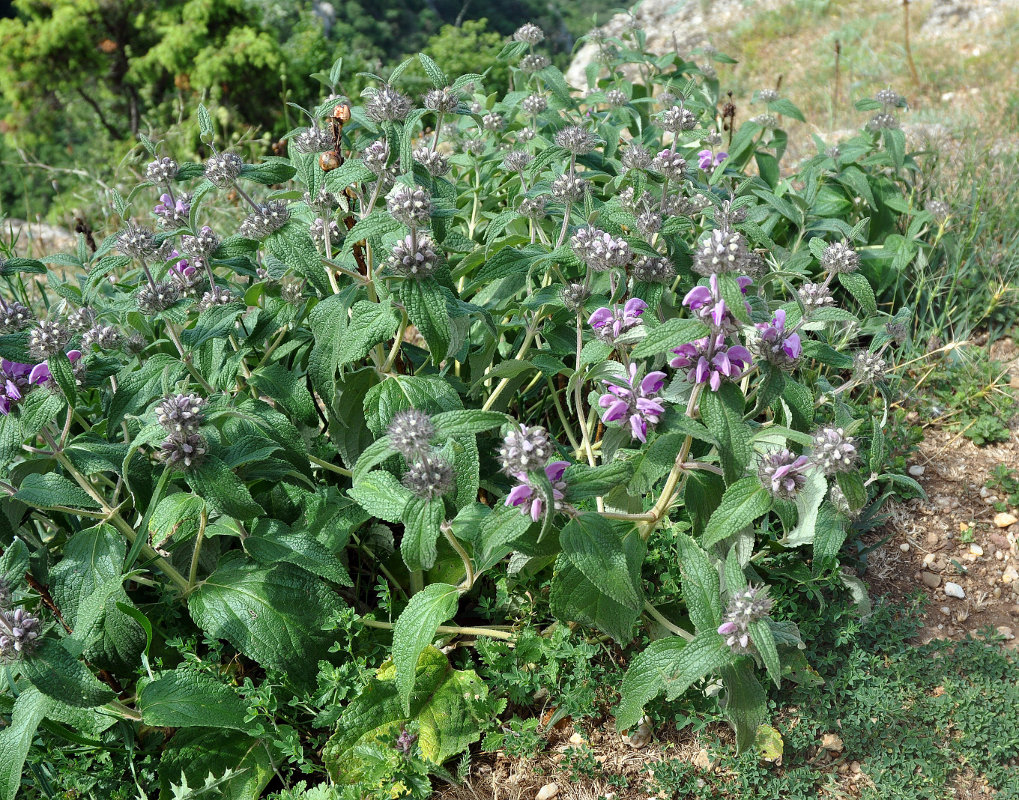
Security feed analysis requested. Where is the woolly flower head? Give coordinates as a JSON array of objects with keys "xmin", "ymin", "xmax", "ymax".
[
  {"xmin": 606, "ymin": 89, "xmax": 627, "ymax": 107},
  {"xmin": 0, "ymin": 301, "xmax": 33, "ymax": 333},
  {"xmin": 292, "ymin": 125, "xmax": 334, "ymax": 154},
  {"xmin": 550, "ymin": 174, "xmax": 589, "ymax": 204},
  {"xmin": 28, "ymin": 319, "xmax": 68, "ymax": 360},
  {"xmin": 203, "ymin": 152, "xmax": 244, "ymax": 187},
  {"xmin": 811, "ymin": 426, "xmax": 857, "ymax": 475},
  {"xmin": 0, "ymin": 608, "xmax": 41, "ymax": 662},
  {"xmin": 652, "ymin": 149, "xmax": 687, "ymax": 181},
  {"xmin": 310, "ymin": 218, "xmax": 341, "ymax": 249},
  {"xmin": 361, "ymin": 140, "xmax": 391, "ymax": 175},
  {"xmin": 387, "ymin": 234, "xmax": 439, "ymax": 279},
  {"xmin": 196, "ymin": 286, "xmax": 235, "ymax": 312},
  {"xmin": 498, "ymin": 424, "xmax": 554, "ymax": 475},
  {"xmin": 561, "ymin": 283, "xmax": 591, "ymax": 313},
  {"xmin": 481, "ymin": 112, "xmax": 504, "ymax": 132},
  {"xmin": 136, "ymin": 281, "xmax": 180, "ymax": 314},
  {"xmin": 758, "ymin": 449, "xmax": 811, "ymax": 500},
  {"xmin": 876, "ymin": 88, "xmax": 904, "ymax": 107},
  {"xmin": 756, "ymin": 88, "xmax": 779, "ymax": 103},
  {"xmin": 631, "ymin": 255, "xmax": 675, "ymax": 284},
  {"xmin": 387, "ymin": 409, "xmax": 435, "ymax": 460},
  {"xmin": 821, "ymin": 240, "xmax": 859, "ymax": 274},
  {"xmin": 555, "ymin": 125, "xmax": 597, "ymax": 155},
  {"xmin": 387, "ymin": 185, "xmax": 432, "ymax": 228},
  {"xmin": 520, "ymin": 54, "xmax": 551, "ymax": 73},
  {"xmin": 570, "ymin": 226, "xmax": 631, "ymax": 272},
  {"xmin": 693, "ymin": 228, "xmax": 751, "ymax": 276},
  {"xmin": 521, "ymin": 94, "xmax": 548, "ymax": 116},
  {"xmin": 239, "ymin": 201, "xmax": 290, "ymax": 240},
  {"xmin": 926, "ymin": 199, "xmax": 950, "ymax": 224},
  {"xmin": 621, "ymin": 143, "xmax": 652, "ymax": 171},
  {"xmin": 852, "ymin": 351, "xmax": 886, "ymax": 385},
  {"xmin": 424, "ymin": 87, "xmax": 460, "ymax": 114},
  {"xmin": 364, "ymin": 85, "xmax": 413, "ymax": 123},
  {"xmin": 181, "ymin": 226, "xmax": 220, "ymax": 258},
  {"xmin": 66, "ymin": 307, "xmax": 96, "ymax": 334},
  {"xmin": 155, "ymin": 393, "xmax": 206, "ymax": 434},
  {"xmin": 518, "ymin": 196, "xmax": 548, "ymax": 219},
  {"xmin": 146, "ymin": 156, "xmax": 179, "ymax": 184},
  {"xmin": 502, "ymin": 150, "xmax": 534, "ymax": 173},
  {"xmin": 867, "ymin": 112, "xmax": 899, "ymax": 131},
  {"xmin": 750, "ymin": 309, "xmax": 802, "ymax": 370},
  {"xmin": 402, "ymin": 454, "xmax": 455, "ymax": 500},
  {"xmin": 798, "ymin": 282, "xmax": 834, "ymax": 314},
  {"xmin": 413, "ymin": 147, "xmax": 449, "ymax": 177},
  {"xmin": 117, "ymin": 224, "xmax": 159, "ymax": 259},
  {"xmin": 159, "ymin": 432, "xmax": 207, "ymax": 469},
  {"xmin": 717, "ymin": 585, "xmax": 774, "ymax": 655},
  {"xmin": 81, "ymin": 324, "xmax": 121, "ymax": 351},
  {"xmin": 513, "ymin": 22, "xmax": 545, "ymax": 44},
  {"xmin": 660, "ymin": 105, "xmax": 697, "ymax": 132}
]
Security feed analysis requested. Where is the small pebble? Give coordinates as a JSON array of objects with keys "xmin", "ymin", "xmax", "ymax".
[
  {"xmin": 921, "ymin": 572, "xmax": 942, "ymax": 589},
  {"xmin": 944, "ymin": 582, "xmax": 966, "ymax": 599},
  {"xmin": 926, "ymin": 532, "xmax": 940, "ymax": 547},
  {"xmin": 969, "ymin": 544, "xmax": 984, "ymax": 556},
  {"xmin": 909, "ymin": 465, "xmax": 925, "ymax": 477},
  {"xmin": 1003, "ymin": 566, "xmax": 1019, "ymax": 584},
  {"xmin": 994, "ymin": 512, "xmax": 1018, "ymax": 529},
  {"xmin": 536, "ymin": 783, "xmax": 560, "ymax": 800},
  {"xmin": 980, "ymin": 486, "xmax": 990, "ymax": 498},
  {"xmin": 996, "ymin": 550, "xmax": 1005, "ymax": 561},
  {"xmin": 940, "ymin": 606, "xmax": 951, "ymax": 615},
  {"xmin": 997, "ymin": 626, "xmax": 1015, "ymax": 640},
  {"xmin": 989, "ymin": 533, "xmax": 1011, "ymax": 549},
  {"xmin": 900, "ymin": 542, "xmax": 910, "ymax": 552},
  {"xmin": 923, "ymin": 553, "xmax": 937, "ymax": 566},
  {"xmin": 692, "ymin": 748, "xmax": 712, "ymax": 771}
]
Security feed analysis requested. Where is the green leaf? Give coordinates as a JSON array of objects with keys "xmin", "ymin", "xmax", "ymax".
[
  {"xmin": 349, "ymin": 470, "xmax": 414, "ymax": 523},
  {"xmin": 239, "ymin": 159, "xmax": 296, "ymax": 185},
  {"xmin": 563, "ymin": 461, "xmax": 634, "ymax": 500},
  {"xmin": 0, "ymin": 257, "xmax": 45, "ymax": 276},
  {"xmin": 47, "ymin": 352, "xmax": 78, "ymax": 406},
  {"xmin": 785, "ymin": 470, "xmax": 827, "ymax": 547},
  {"xmin": 335, "ymin": 300, "xmax": 401, "ymax": 368},
  {"xmin": 616, "ymin": 632, "xmax": 733, "ymax": 731},
  {"xmin": 393, "ymin": 583, "xmax": 460, "ymax": 713},
  {"xmin": 702, "ymin": 477, "xmax": 772, "ymax": 549},
  {"xmin": 549, "ymin": 555, "xmax": 640, "ymax": 645},
  {"xmin": 185, "ymin": 455, "xmax": 264, "ymax": 520},
  {"xmin": 197, "ymin": 104, "xmax": 213, "ymax": 139},
  {"xmin": 418, "ymin": 53, "xmax": 447, "ymax": 88},
  {"xmin": 676, "ymin": 533, "xmax": 722, "ymax": 633},
  {"xmin": 140, "ymin": 668, "xmax": 250, "ymax": 731},
  {"xmin": 631, "ymin": 318, "xmax": 710, "ymax": 360},
  {"xmin": 248, "ymin": 363, "xmax": 317, "ymax": 425},
  {"xmin": 0, "ymin": 688, "xmax": 51, "ymax": 800},
  {"xmin": 14, "ymin": 472, "xmax": 100, "ymax": 511},
  {"xmin": 364, "ymin": 374, "xmax": 462, "ymax": 437},
  {"xmin": 748, "ymin": 619, "xmax": 782, "ymax": 688},
  {"xmin": 700, "ymin": 383, "xmax": 753, "ymax": 483},
  {"xmin": 560, "ymin": 514, "xmax": 643, "ymax": 610},
  {"xmin": 341, "ymin": 212, "xmax": 403, "ymax": 259},
  {"xmin": 180, "ymin": 303, "xmax": 245, "ymax": 348},
  {"xmin": 245, "ymin": 520, "xmax": 352, "ymax": 586},
  {"xmin": 323, "ymin": 647, "xmax": 493, "ymax": 782},
  {"xmin": 473, "ymin": 504, "xmax": 534, "ymax": 573},
  {"xmin": 403, "ymin": 278, "xmax": 451, "ymax": 361},
  {"xmin": 430, "ymin": 410, "xmax": 510, "ymax": 438},
  {"xmin": 400, "ymin": 495, "xmax": 446, "ymax": 571},
  {"xmin": 264, "ymin": 221, "xmax": 330, "ymax": 295},
  {"xmin": 767, "ymin": 97, "xmax": 805, "ymax": 122},
  {"xmin": 150, "ymin": 492, "xmax": 206, "ymax": 548},
  {"xmin": 188, "ymin": 561, "xmax": 342, "ymax": 686},
  {"xmin": 837, "ymin": 271, "xmax": 877, "ymax": 314},
  {"xmin": 836, "ymin": 470, "xmax": 867, "ymax": 512},
  {"xmin": 720, "ymin": 664, "xmax": 768, "ymax": 752},
  {"xmin": 21, "ymin": 638, "xmax": 116, "ymax": 708},
  {"xmin": 158, "ymin": 728, "xmax": 273, "ymax": 800}
]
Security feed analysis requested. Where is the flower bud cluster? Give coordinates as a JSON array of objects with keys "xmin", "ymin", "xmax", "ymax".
[
  {"xmin": 717, "ymin": 585, "xmax": 774, "ymax": 654},
  {"xmin": 388, "ymin": 409, "xmax": 454, "ymax": 500}
]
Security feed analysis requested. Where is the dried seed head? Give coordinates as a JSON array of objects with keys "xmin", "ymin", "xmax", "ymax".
[
  {"xmin": 522, "ymin": 94, "xmax": 548, "ymax": 116},
  {"xmin": 293, "ymin": 125, "xmax": 335, "ymax": 154},
  {"xmin": 310, "ymin": 218, "xmax": 341, "ymax": 250},
  {"xmin": 387, "ymin": 408, "xmax": 436, "ymax": 460},
  {"xmin": 663, "ymin": 192, "xmax": 711, "ymax": 217},
  {"xmin": 281, "ymin": 277, "xmax": 305, "ymax": 305},
  {"xmin": 751, "ymin": 113, "xmax": 778, "ymax": 129},
  {"xmin": 204, "ymin": 152, "xmax": 244, "ymax": 187},
  {"xmin": 502, "ymin": 150, "xmax": 534, "ymax": 173},
  {"xmin": 117, "ymin": 223, "xmax": 159, "ymax": 259},
  {"xmin": 361, "ymin": 140, "xmax": 391, "ymax": 175},
  {"xmin": 498, "ymin": 424, "xmax": 554, "ymax": 475},
  {"xmin": 136, "ymin": 281, "xmax": 181, "ymax": 314},
  {"xmin": 181, "ymin": 226, "xmax": 220, "ymax": 258},
  {"xmin": 28, "ymin": 319, "xmax": 68, "ymax": 360},
  {"xmin": 159, "ymin": 431, "xmax": 207, "ymax": 469},
  {"xmin": 519, "ymin": 54, "xmax": 550, "ymax": 73},
  {"xmin": 635, "ymin": 207, "xmax": 661, "ymax": 237},
  {"xmin": 926, "ymin": 199, "xmax": 950, "ymax": 224},
  {"xmin": 660, "ymin": 106, "xmax": 697, "ymax": 132},
  {"xmin": 365, "ymin": 85, "xmax": 413, "ymax": 123},
  {"xmin": 387, "ymin": 185, "xmax": 432, "ymax": 228},
  {"xmin": 757, "ymin": 88, "xmax": 779, "ymax": 103},
  {"xmin": 304, "ymin": 186, "xmax": 340, "ymax": 214},
  {"xmin": 621, "ymin": 143, "xmax": 652, "ymax": 171},
  {"xmin": 875, "ymin": 87, "xmax": 903, "ymax": 106},
  {"xmin": 388, "ymin": 234, "xmax": 439, "ymax": 279},
  {"xmin": 66, "ymin": 307, "xmax": 96, "ymax": 334},
  {"xmin": 821, "ymin": 240, "xmax": 859, "ymax": 274},
  {"xmin": 80, "ymin": 324, "xmax": 122, "ymax": 351},
  {"xmin": 238, "ymin": 201, "xmax": 290, "ymax": 240},
  {"xmin": 652, "ymin": 149, "xmax": 687, "ymax": 181},
  {"xmin": 797, "ymin": 282, "xmax": 834, "ymax": 314},
  {"xmin": 401, "ymin": 453, "xmax": 455, "ymax": 500},
  {"xmin": 461, "ymin": 137, "xmax": 486, "ymax": 157},
  {"xmin": 518, "ymin": 195, "xmax": 548, "ymax": 219},
  {"xmin": 561, "ymin": 282, "xmax": 591, "ymax": 313},
  {"xmin": 146, "ymin": 156, "xmax": 179, "ymax": 184},
  {"xmin": 866, "ymin": 112, "xmax": 899, "ymax": 131}
]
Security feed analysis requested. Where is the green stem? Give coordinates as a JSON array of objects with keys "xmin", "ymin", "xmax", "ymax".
[
  {"xmin": 361, "ymin": 618, "xmax": 515, "ymax": 640},
  {"xmin": 442, "ymin": 523, "xmax": 475, "ymax": 591},
  {"xmin": 481, "ymin": 317, "xmax": 541, "ymax": 411},
  {"xmin": 187, "ymin": 506, "xmax": 208, "ymax": 592},
  {"xmin": 307, "ymin": 453, "xmax": 352, "ymax": 477},
  {"xmin": 409, "ymin": 570, "xmax": 424, "ymax": 595},
  {"xmin": 643, "ymin": 602, "xmax": 694, "ymax": 640}
]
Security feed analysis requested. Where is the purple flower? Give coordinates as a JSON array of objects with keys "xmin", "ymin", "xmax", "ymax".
[
  {"xmin": 758, "ymin": 449, "xmax": 811, "ymax": 500},
  {"xmin": 27, "ymin": 350, "xmax": 82, "ymax": 387},
  {"xmin": 683, "ymin": 274, "xmax": 752, "ymax": 334},
  {"xmin": 698, "ymin": 149, "xmax": 728, "ymax": 170},
  {"xmin": 0, "ymin": 360, "xmax": 32, "ymax": 415},
  {"xmin": 598, "ymin": 363, "xmax": 667, "ymax": 443},
  {"xmin": 506, "ymin": 461, "xmax": 569, "ymax": 521},
  {"xmin": 670, "ymin": 335, "xmax": 753, "ymax": 392},
  {"xmin": 154, "ymin": 193, "xmax": 190, "ymax": 227},
  {"xmin": 751, "ymin": 308, "xmax": 801, "ymax": 368},
  {"xmin": 588, "ymin": 297, "xmax": 648, "ymax": 343}
]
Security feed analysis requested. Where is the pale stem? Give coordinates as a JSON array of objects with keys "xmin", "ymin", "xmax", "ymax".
[{"xmin": 361, "ymin": 618, "xmax": 515, "ymax": 641}]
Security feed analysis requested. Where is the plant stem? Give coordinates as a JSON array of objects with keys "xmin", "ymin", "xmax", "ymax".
[
  {"xmin": 187, "ymin": 506, "xmax": 208, "ymax": 592},
  {"xmin": 481, "ymin": 317, "xmax": 541, "ymax": 411},
  {"xmin": 307, "ymin": 453, "xmax": 352, "ymax": 477},
  {"xmin": 361, "ymin": 618, "xmax": 515, "ymax": 641},
  {"xmin": 164, "ymin": 323, "xmax": 215, "ymax": 394},
  {"xmin": 442, "ymin": 523, "xmax": 475, "ymax": 591},
  {"xmin": 643, "ymin": 601, "xmax": 694, "ymax": 640}
]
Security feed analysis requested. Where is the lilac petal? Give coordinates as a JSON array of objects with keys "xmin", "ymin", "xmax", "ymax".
[
  {"xmin": 630, "ymin": 414, "xmax": 647, "ymax": 442},
  {"xmin": 715, "ymin": 152, "xmax": 728, "ymax": 165},
  {"xmin": 737, "ymin": 275, "xmax": 753, "ymax": 294},
  {"xmin": 530, "ymin": 498, "xmax": 543, "ymax": 522},
  {"xmin": 709, "ymin": 370, "xmax": 722, "ymax": 391},
  {"xmin": 772, "ymin": 308, "xmax": 787, "ymax": 329},
  {"xmin": 506, "ymin": 484, "xmax": 533, "ymax": 507},
  {"xmin": 66, "ymin": 350, "xmax": 82, "ymax": 363},
  {"xmin": 694, "ymin": 357, "xmax": 711, "ymax": 385},
  {"xmin": 739, "ymin": 634, "xmax": 749, "ymax": 649},
  {"xmin": 28, "ymin": 364, "xmax": 51, "ymax": 385},
  {"xmin": 711, "ymin": 299, "xmax": 729, "ymax": 327},
  {"xmin": 683, "ymin": 286, "xmax": 711, "ymax": 310},
  {"xmin": 603, "ymin": 399, "xmax": 629, "ymax": 422},
  {"xmin": 640, "ymin": 371, "xmax": 667, "ymax": 394},
  {"xmin": 785, "ymin": 333, "xmax": 802, "ymax": 360},
  {"xmin": 718, "ymin": 621, "xmax": 738, "ymax": 635},
  {"xmin": 712, "ymin": 350, "xmax": 733, "ymax": 377},
  {"xmin": 588, "ymin": 307, "xmax": 612, "ymax": 329},
  {"xmin": 545, "ymin": 461, "xmax": 570, "ymax": 482},
  {"xmin": 623, "ymin": 297, "xmax": 648, "ymax": 318},
  {"xmin": 636, "ymin": 398, "xmax": 665, "ymax": 417}
]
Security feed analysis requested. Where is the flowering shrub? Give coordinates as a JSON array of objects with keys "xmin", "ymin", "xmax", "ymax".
[{"xmin": 0, "ymin": 24, "xmax": 930, "ymax": 799}]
